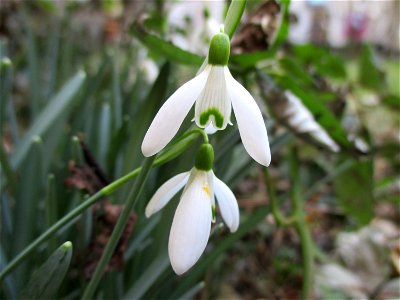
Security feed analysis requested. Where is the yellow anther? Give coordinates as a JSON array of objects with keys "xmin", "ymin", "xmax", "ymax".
[{"xmin": 202, "ymin": 186, "xmax": 211, "ymax": 198}]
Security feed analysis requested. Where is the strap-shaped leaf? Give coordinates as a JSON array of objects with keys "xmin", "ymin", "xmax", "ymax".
[
  {"xmin": 19, "ymin": 241, "xmax": 73, "ymax": 300},
  {"xmin": 334, "ymin": 158, "xmax": 374, "ymax": 225},
  {"xmin": 10, "ymin": 71, "xmax": 86, "ymax": 169},
  {"xmin": 131, "ymin": 18, "xmax": 203, "ymax": 66}
]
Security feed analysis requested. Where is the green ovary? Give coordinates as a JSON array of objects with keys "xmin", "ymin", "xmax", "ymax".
[{"xmin": 199, "ymin": 108, "xmax": 224, "ymax": 128}]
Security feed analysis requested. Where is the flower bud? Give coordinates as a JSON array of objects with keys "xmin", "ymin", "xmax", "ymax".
[
  {"xmin": 195, "ymin": 143, "xmax": 214, "ymax": 171},
  {"xmin": 208, "ymin": 32, "xmax": 230, "ymax": 66}
]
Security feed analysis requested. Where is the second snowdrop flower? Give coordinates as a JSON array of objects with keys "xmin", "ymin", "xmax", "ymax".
[
  {"xmin": 145, "ymin": 143, "xmax": 239, "ymax": 275},
  {"xmin": 142, "ymin": 28, "xmax": 271, "ymax": 166}
]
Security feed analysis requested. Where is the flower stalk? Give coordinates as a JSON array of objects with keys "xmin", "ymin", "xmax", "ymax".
[
  {"xmin": 82, "ymin": 156, "xmax": 155, "ymax": 299},
  {"xmin": 266, "ymin": 146, "xmax": 314, "ymax": 300}
]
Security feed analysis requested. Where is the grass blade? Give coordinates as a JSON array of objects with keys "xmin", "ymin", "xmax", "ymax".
[{"xmin": 10, "ymin": 70, "xmax": 86, "ymax": 169}]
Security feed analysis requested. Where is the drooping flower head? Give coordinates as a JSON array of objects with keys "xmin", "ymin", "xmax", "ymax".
[
  {"xmin": 142, "ymin": 28, "xmax": 271, "ymax": 166},
  {"xmin": 145, "ymin": 143, "xmax": 239, "ymax": 274}
]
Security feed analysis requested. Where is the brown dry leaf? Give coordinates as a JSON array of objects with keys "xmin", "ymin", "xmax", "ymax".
[
  {"xmin": 65, "ymin": 138, "xmax": 136, "ymax": 279},
  {"xmin": 84, "ymin": 201, "xmax": 136, "ymax": 279},
  {"xmin": 231, "ymin": 0, "xmax": 281, "ymax": 54}
]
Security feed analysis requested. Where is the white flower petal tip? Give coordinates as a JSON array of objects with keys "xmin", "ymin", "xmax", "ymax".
[
  {"xmin": 214, "ymin": 175, "xmax": 239, "ymax": 232},
  {"xmin": 168, "ymin": 170, "xmax": 213, "ymax": 275},
  {"xmin": 226, "ymin": 69, "xmax": 271, "ymax": 167},
  {"xmin": 141, "ymin": 69, "xmax": 210, "ymax": 157},
  {"xmin": 145, "ymin": 172, "xmax": 190, "ymax": 218}
]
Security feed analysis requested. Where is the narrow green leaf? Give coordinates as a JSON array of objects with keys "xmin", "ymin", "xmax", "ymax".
[
  {"xmin": 223, "ymin": 0, "xmax": 247, "ymax": 38},
  {"xmin": 131, "ymin": 22, "xmax": 203, "ymax": 66},
  {"xmin": 270, "ymin": 0, "xmax": 291, "ymax": 51},
  {"xmin": 12, "ymin": 137, "xmax": 44, "ymax": 286},
  {"xmin": 178, "ymin": 282, "xmax": 205, "ymax": 300},
  {"xmin": 45, "ymin": 174, "xmax": 58, "ymax": 254},
  {"xmin": 44, "ymin": 18, "xmax": 61, "ymax": 99},
  {"xmin": 26, "ymin": 16, "xmax": 40, "ymax": 117},
  {"xmin": 35, "ymin": 0, "xmax": 57, "ymax": 13},
  {"xmin": 333, "ymin": 157, "xmax": 374, "ymax": 225},
  {"xmin": 112, "ymin": 49, "xmax": 123, "ymax": 129},
  {"xmin": 98, "ymin": 103, "xmax": 111, "ymax": 164},
  {"xmin": 0, "ymin": 144, "xmax": 16, "ymax": 193},
  {"xmin": 279, "ymin": 57, "xmax": 315, "ymax": 87},
  {"xmin": 71, "ymin": 136, "xmax": 84, "ymax": 165},
  {"xmin": 10, "ymin": 71, "xmax": 86, "ymax": 169},
  {"xmin": 359, "ymin": 44, "xmax": 384, "ymax": 90},
  {"xmin": 382, "ymin": 94, "xmax": 400, "ymax": 110},
  {"xmin": 123, "ymin": 252, "xmax": 170, "ymax": 299},
  {"xmin": 0, "ymin": 57, "xmax": 12, "ymax": 123},
  {"xmin": 12, "ymin": 137, "xmax": 43, "ymax": 242},
  {"xmin": 0, "ymin": 57, "xmax": 18, "ymax": 144},
  {"xmin": 19, "ymin": 241, "xmax": 73, "ymax": 300}
]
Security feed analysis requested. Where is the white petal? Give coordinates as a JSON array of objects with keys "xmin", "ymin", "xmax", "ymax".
[
  {"xmin": 213, "ymin": 174, "xmax": 239, "ymax": 232},
  {"xmin": 204, "ymin": 122, "xmax": 218, "ymax": 135},
  {"xmin": 168, "ymin": 170, "xmax": 213, "ymax": 275},
  {"xmin": 226, "ymin": 68, "xmax": 271, "ymax": 166},
  {"xmin": 141, "ymin": 67, "xmax": 210, "ymax": 157},
  {"xmin": 195, "ymin": 66, "xmax": 231, "ymax": 130},
  {"xmin": 145, "ymin": 172, "xmax": 190, "ymax": 218}
]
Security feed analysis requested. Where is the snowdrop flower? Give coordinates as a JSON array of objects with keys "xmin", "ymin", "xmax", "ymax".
[
  {"xmin": 145, "ymin": 144, "xmax": 239, "ymax": 275},
  {"xmin": 142, "ymin": 29, "xmax": 271, "ymax": 166}
]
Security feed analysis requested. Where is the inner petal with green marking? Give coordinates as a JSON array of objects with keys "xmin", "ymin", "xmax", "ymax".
[
  {"xmin": 199, "ymin": 108, "xmax": 224, "ymax": 128},
  {"xmin": 195, "ymin": 65, "xmax": 231, "ymax": 130}
]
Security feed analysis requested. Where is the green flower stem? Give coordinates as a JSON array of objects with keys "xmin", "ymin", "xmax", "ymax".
[
  {"xmin": 289, "ymin": 147, "xmax": 314, "ymax": 300},
  {"xmin": 294, "ymin": 219, "xmax": 314, "ymax": 300},
  {"xmin": 224, "ymin": 0, "xmax": 247, "ymax": 38},
  {"xmin": 0, "ymin": 129, "xmax": 202, "ymax": 281},
  {"xmin": 82, "ymin": 156, "xmax": 155, "ymax": 299},
  {"xmin": 264, "ymin": 168, "xmax": 294, "ymax": 227},
  {"xmin": 197, "ymin": 0, "xmax": 246, "ymax": 73}
]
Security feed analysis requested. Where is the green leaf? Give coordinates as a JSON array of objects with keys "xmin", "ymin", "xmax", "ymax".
[
  {"xmin": 10, "ymin": 71, "xmax": 86, "ymax": 169},
  {"xmin": 35, "ymin": 0, "xmax": 57, "ymax": 13},
  {"xmin": 334, "ymin": 157, "xmax": 374, "ymax": 225},
  {"xmin": 19, "ymin": 241, "xmax": 73, "ymax": 300},
  {"xmin": 270, "ymin": 0, "xmax": 291, "ymax": 51},
  {"xmin": 123, "ymin": 252, "xmax": 170, "ymax": 299},
  {"xmin": 131, "ymin": 22, "xmax": 203, "ymax": 66},
  {"xmin": 279, "ymin": 57, "xmax": 315, "ymax": 87},
  {"xmin": 314, "ymin": 53, "xmax": 346, "ymax": 79},
  {"xmin": 223, "ymin": 0, "xmax": 247, "ymax": 38},
  {"xmin": 292, "ymin": 44, "xmax": 346, "ymax": 79},
  {"xmin": 231, "ymin": 51, "xmax": 274, "ymax": 68},
  {"xmin": 382, "ymin": 94, "xmax": 400, "ymax": 110},
  {"xmin": 359, "ymin": 44, "xmax": 384, "ymax": 90},
  {"xmin": 12, "ymin": 136, "xmax": 44, "ymax": 285}
]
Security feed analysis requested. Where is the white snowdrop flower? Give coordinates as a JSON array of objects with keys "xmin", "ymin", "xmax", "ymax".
[
  {"xmin": 141, "ymin": 29, "xmax": 271, "ymax": 166},
  {"xmin": 145, "ymin": 144, "xmax": 239, "ymax": 275}
]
